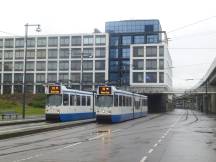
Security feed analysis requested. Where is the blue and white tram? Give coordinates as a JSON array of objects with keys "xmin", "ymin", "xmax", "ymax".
[
  {"xmin": 95, "ymin": 86, "xmax": 148, "ymax": 123},
  {"xmin": 45, "ymin": 85, "xmax": 95, "ymax": 122}
]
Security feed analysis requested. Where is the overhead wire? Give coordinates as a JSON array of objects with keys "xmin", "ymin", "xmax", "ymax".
[{"xmin": 167, "ymin": 16, "xmax": 216, "ymax": 33}]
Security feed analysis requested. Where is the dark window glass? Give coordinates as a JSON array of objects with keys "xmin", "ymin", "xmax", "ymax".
[
  {"xmin": 15, "ymin": 50, "xmax": 24, "ymax": 59},
  {"xmin": 27, "ymin": 38, "xmax": 35, "ymax": 47},
  {"xmin": 26, "ymin": 73, "xmax": 34, "ymax": 83},
  {"xmin": 60, "ymin": 36, "xmax": 70, "ymax": 46},
  {"xmin": 26, "ymin": 61, "xmax": 34, "ymax": 71},
  {"xmin": 95, "ymin": 60, "xmax": 105, "ymax": 70},
  {"xmin": 36, "ymin": 73, "xmax": 45, "ymax": 83},
  {"xmin": 95, "ymin": 73, "xmax": 105, "ymax": 83},
  {"xmin": 48, "ymin": 49, "xmax": 58, "ymax": 59},
  {"xmin": 159, "ymin": 59, "xmax": 164, "ymax": 70},
  {"xmin": 4, "ymin": 50, "xmax": 13, "ymax": 60},
  {"xmin": 95, "ymin": 48, "xmax": 105, "ymax": 58},
  {"xmin": 83, "ymin": 73, "xmax": 93, "ymax": 83},
  {"xmin": 83, "ymin": 36, "xmax": 93, "ymax": 46},
  {"xmin": 87, "ymin": 96, "xmax": 91, "ymax": 106},
  {"xmin": 37, "ymin": 49, "xmax": 46, "ymax": 59},
  {"xmin": 110, "ymin": 37, "xmax": 119, "ymax": 46},
  {"xmin": 145, "ymin": 25, "xmax": 154, "ymax": 32},
  {"xmin": 134, "ymin": 36, "xmax": 145, "ymax": 44},
  {"xmin": 146, "ymin": 72, "xmax": 157, "ymax": 83},
  {"xmin": 95, "ymin": 35, "xmax": 106, "ymax": 45},
  {"xmin": 59, "ymin": 61, "xmax": 69, "ymax": 71},
  {"xmin": 133, "ymin": 59, "xmax": 144, "ymax": 70},
  {"xmin": 14, "ymin": 61, "xmax": 23, "ymax": 71},
  {"xmin": 83, "ymin": 60, "xmax": 93, "ymax": 70},
  {"xmin": 133, "ymin": 72, "xmax": 143, "ymax": 83},
  {"xmin": 27, "ymin": 50, "xmax": 35, "ymax": 59},
  {"xmin": 4, "ymin": 62, "xmax": 13, "ymax": 71},
  {"xmin": 82, "ymin": 96, "xmax": 86, "ymax": 106},
  {"xmin": 71, "ymin": 60, "xmax": 81, "ymax": 70},
  {"xmin": 146, "ymin": 46, "xmax": 157, "ymax": 57},
  {"xmin": 159, "ymin": 72, "xmax": 164, "ymax": 83},
  {"xmin": 36, "ymin": 85, "xmax": 45, "ymax": 93},
  {"xmin": 36, "ymin": 61, "xmax": 46, "ymax": 71},
  {"xmin": 133, "ymin": 47, "xmax": 144, "ymax": 57},
  {"xmin": 70, "ymin": 95, "xmax": 75, "ymax": 106},
  {"xmin": 122, "ymin": 36, "xmax": 131, "ymax": 45},
  {"xmin": 110, "ymin": 48, "xmax": 118, "ymax": 58},
  {"xmin": 3, "ymin": 74, "xmax": 12, "ymax": 83},
  {"xmin": 76, "ymin": 95, "xmax": 81, "ymax": 106},
  {"xmin": 159, "ymin": 46, "xmax": 164, "ymax": 56},
  {"xmin": 71, "ymin": 36, "xmax": 81, "ymax": 46},
  {"xmin": 63, "ymin": 94, "xmax": 69, "ymax": 106},
  {"xmin": 47, "ymin": 73, "xmax": 57, "ymax": 83},
  {"xmin": 4, "ymin": 38, "xmax": 14, "ymax": 48},
  {"xmin": 122, "ymin": 48, "xmax": 130, "ymax": 58},
  {"xmin": 14, "ymin": 73, "xmax": 23, "ymax": 83},
  {"xmin": 146, "ymin": 59, "xmax": 157, "ymax": 70},
  {"xmin": 147, "ymin": 35, "xmax": 158, "ymax": 43},
  {"xmin": 114, "ymin": 95, "xmax": 118, "ymax": 107},
  {"xmin": 119, "ymin": 96, "xmax": 122, "ymax": 106},
  {"xmin": 59, "ymin": 48, "xmax": 69, "ymax": 58},
  {"xmin": 15, "ymin": 38, "xmax": 24, "ymax": 48},
  {"xmin": 71, "ymin": 48, "xmax": 81, "ymax": 58},
  {"xmin": 0, "ymin": 39, "xmax": 3, "ymax": 48},
  {"xmin": 48, "ymin": 37, "xmax": 58, "ymax": 47},
  {"xmin": 48, "ymin": 61, "xmax": 57, "ymax": 71},
  {"xmin": 37, "ymin": 37, "xmax": 47, "ymax": 47},
  {"xmin": 59, "ymin": 73, "xmax": 69, "ymax": 83},
  {"xmin": 71, "ymin": 73, "xmax": 80, "ymax": 83}
]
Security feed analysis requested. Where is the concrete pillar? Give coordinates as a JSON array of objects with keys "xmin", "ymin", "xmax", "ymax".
[{"xmin": 210, "ymin": 93, "xmax": 216, "ymax": 113}]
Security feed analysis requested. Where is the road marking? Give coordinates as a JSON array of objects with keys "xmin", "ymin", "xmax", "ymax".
[
  {"xmin": 112, "ymin": 129, "xmax": 122, "ymax": 133},
  {"xmin": 140, "ymin": 156, "xmax": 147, "ymax": 162},
  {"xmin": 88, "ymin": 134, "xmax": 105, "ymax": 141},
  {"xmin": 62, "ymin": 142, "xmax": 82, "ymax": 149},
  {"xmin": 153, "ymin": 143, "xmax": 158, "ymax": 147},
  {"xmin": 158, "ymin": 139, "xmax": 162, "ymax": 143},
  {"xmin": 161, "ymin": 135, "xmax": 165, "ymax": 138},
  {"xmin": 148, "ymin": 149, "xmax": 154, "ymax": 154}
]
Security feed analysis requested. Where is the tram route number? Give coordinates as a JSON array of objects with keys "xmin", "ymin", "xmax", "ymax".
[{"xmin": 49, "ymin": 85, "xmax": 61, "ymax": 94}]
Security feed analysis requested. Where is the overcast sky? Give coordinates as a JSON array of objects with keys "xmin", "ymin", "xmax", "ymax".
[{"xmin": 0, "ymin": 0, "xmax": 216, "ymax": 89}]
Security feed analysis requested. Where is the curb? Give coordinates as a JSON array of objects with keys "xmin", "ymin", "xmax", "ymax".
[
  {"xmin": 0, "ymin": 118, "xmax": 45, "ymax": 126},
  {"xmin": 0, "ymin": 119, "xmax": 96, "ymax": 140}
]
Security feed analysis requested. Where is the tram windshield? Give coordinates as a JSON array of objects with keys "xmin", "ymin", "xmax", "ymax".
[
  {"xmin": 96, "ymin": 95, "xmax": 113, "ymax": 107},
  {"xmin": 47, "ymin": 94, "xmax": 62, "ymax": 106}
]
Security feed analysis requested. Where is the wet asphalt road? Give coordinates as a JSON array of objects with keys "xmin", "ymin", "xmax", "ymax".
[{"xmin": 0, "ymin": 109, "xmax": 216, "ymax": 162}]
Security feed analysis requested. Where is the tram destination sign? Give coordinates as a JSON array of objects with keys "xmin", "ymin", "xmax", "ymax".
[
  {"xmin": 49, "ymin": 85, "xmax": 61, "ymax": 94},
  {"xmin": 98, "ymin": 86, "xmax": 112, "ymax": 95}
]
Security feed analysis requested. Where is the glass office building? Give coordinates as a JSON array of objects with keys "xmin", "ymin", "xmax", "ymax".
[{"xmin": 106, "ymin": 20, "xmax": 163, "ymax": 86}]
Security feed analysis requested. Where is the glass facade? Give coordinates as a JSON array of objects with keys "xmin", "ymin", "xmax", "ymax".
[{"xmin": 106, "ymin": 20, "xmax": 162, "ymax": 86}]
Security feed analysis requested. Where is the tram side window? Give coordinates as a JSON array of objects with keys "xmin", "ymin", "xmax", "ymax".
[
  {"xmin": 114, "ymin": 95, "xmax": 118, "ymax": 107},
  {"xmin": 87, "ymin": 96, "xmax": 91, "ymax": 106},
  {"xmin": 82, "ymin": 96, "xmax": 86, "ymax": 106},
  {"xmin": 119, "ymin": 96, "xmax": 122, "ymax": 106},
  {"xmin": 125, "ymin": 96, "xmax": 128, "ymax": 106},
  {"xmin": 122, "ymin": 96, "xmax": 124, "ymax": 106},
  {"xmin": 63, "ymin": 94, "xmax": 69, "ymax": 106},
  {"xmin": 70, "ymin": 95, "xmax": 75, "ymax": 106},
  {"xmin": 76, "ymin": 95, "xmax": 81, "ymax": 106}
]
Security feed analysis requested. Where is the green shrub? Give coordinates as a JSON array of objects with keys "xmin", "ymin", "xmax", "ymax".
[
  {"xmin": 0, "ymin": 99, "xmax": 18, "ymax": 109},
  {"xmin": 30, "ymin": 94, "xmax": 46, "ymax": 108}
]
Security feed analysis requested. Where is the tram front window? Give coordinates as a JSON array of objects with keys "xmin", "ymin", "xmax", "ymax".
[
  {"xmin": 47, "ymin": 94, "xmax": 62, "ymax": 106},
  {"xmin": 96, "ymin": 96, "xmax": 113, "ymax": 107}
]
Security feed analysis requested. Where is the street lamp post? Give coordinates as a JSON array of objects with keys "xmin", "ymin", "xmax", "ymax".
[
  {"xmin": 22, "ymin": 23, "xmax": 41, "ymax": 119},
  {"xmin": 80, "ymin": 52, "xmax": 84, "ymax": 90}
]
